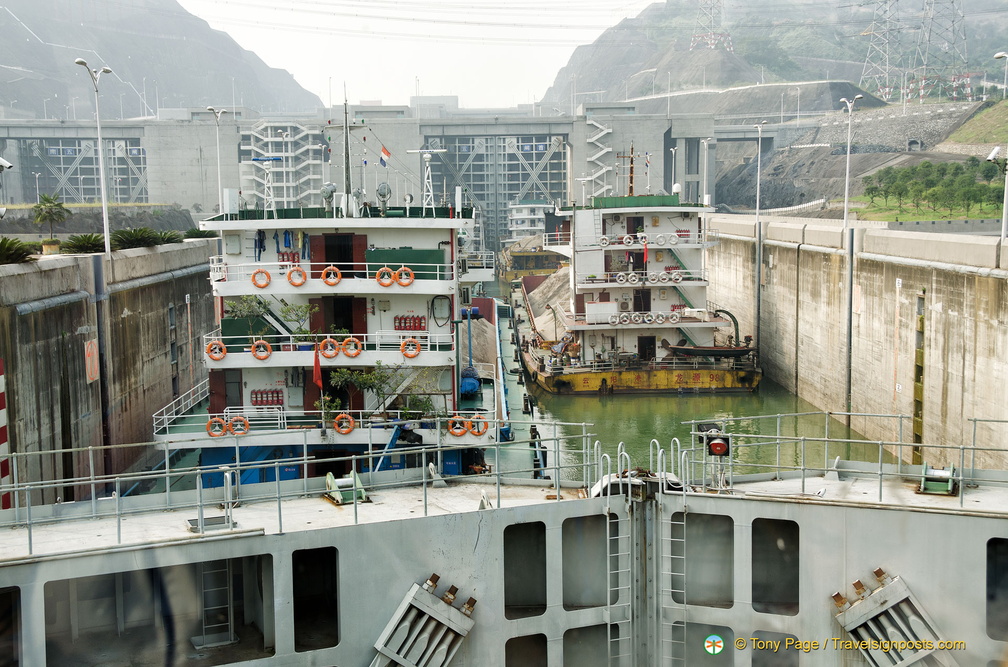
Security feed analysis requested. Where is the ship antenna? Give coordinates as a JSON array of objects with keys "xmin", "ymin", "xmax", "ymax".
[
  {"xmin": 616, "ymin": 142, "xmax": 638, "ymax": 196},
  {"xmin": 342, "ymin": 89, "xmax": 351, "ymax": 218}
]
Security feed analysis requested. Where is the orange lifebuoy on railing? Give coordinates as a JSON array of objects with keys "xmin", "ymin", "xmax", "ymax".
[
  {"xmin": 229, "ymin": 415, "xmax": 250, "ymax": 435},
  {"xmin": 207, "ymin": 417, "xmax": 228, "ymax": 437},
  {"xmin": 322, "ymin": 265, "xmax": 342, "ymax": 286},
  {"xmin": 287, "ymin": 266, "xmax": 307, "ymax": 286},
  {"xmin": 448, "ymin": 416, "xmax": 469, "ymax": 436},
  {"xmin": 376, "ymin": 266, "xmax": 396, "ymax": 287},
  {"xmin": 206, "ymin": 340, "xmax": 227, "ymax": 361},
  {"xmin": 334, "ymin": 413, "xmax": 355, "ymax": 434},
  {"xmin": 396, "ymin": 266, "xmax": 415, "ymax": 286},
  {"xmin": 251, "ymin": 268, "xmax": 271, "ymax": 288},
  {"xmin": 468, "ymin": 415, "xmax": 489, "ymax": 436},
  {"xmin": 251, "ymin": 340, "xmax": 272, "ymax": 360},
  {"xmin": 320, "ymin": 338, "xmax": 340, "ymax": 358},
  {"xmin": 401, "ymin": 337, "xmax": 421, "ymax": 358},
  {"xmin": 342, "ymin": 337, "xmax": 362, "ymax": 357}
]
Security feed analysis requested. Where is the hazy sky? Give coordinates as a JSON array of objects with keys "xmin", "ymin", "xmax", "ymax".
[{"xmin": 176, "ymin": 0, "xmax": 655, "ymax": 109}]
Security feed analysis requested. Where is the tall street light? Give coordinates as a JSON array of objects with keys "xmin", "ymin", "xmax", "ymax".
[
  {"xmin": 996, "ymin": 52, "xmax": 1008, "ymax": 101},
  {"xmin": 795, "ymin": 87, "xmax": 801, "ymax": 128},
  {"xmin": 700, "ymin": 138, "xmax": 712, "ymax": 205},
  {"xmin": 207, "ymin": 106, "xmax": 227, "ymax": 215},
  {"xmin": 754, "ymin": 121, "xmax": 766, "ymax": 352},
  {"xmin": 841, "ymin": 94, "xmax": 862, "ymax": 421},
  {"xmin": 75, "ymin": 58, "xmax": 113, "ymax": 254},
  {"xmin": 669, "ymin": 146, "xmax": 678, "ymax": 192},
  {"xmin": 988, "ymin": 147, "xmax": 1008, "ymax": 245},
  {"xmin": 43, "ymin": 98, "xmax": 50, "ymax": 120},
  {"xmin": 32, "ymin": 172, "xmax": 41, "ymax": 203}
]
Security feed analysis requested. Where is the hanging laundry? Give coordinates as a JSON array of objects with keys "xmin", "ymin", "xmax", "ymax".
[
  {"xmin": 301, "ymin": 233, "xmax": 309, "ymax": 260},
  {"xmin": 254, "ymin": 230, "xmax": 266, "ymax": 261},
  {"xmin": 273, "ymin": 231, "xmax": 280, "ymax": 253},
  {"xmin": 283, "ymin": 230, "xmax": 292, "ymax": 248}
]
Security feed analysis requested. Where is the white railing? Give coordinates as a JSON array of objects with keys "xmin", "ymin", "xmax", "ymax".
[
  {"xmin": 461, "ymin": 251, "xmax": 495, "ymax": 270},
  {"xmin": 200, "ymin": 330, "xmax": 456, "ymax": 361},
  {"xmin": 575, "ymin": 269, "xmax": 706, "ymax": 286},
  {"xmin": 209, "ymin": 257, "xmax": 455, "ymax": 286},
  {"xmin": 152, "ymin": 380, "xmax": 210, "ymax": 433}
]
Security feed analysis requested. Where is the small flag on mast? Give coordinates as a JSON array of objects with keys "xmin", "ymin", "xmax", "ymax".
[{"xmin": 380, "ymin": 145, "xmax": 391, "ymax": 167}]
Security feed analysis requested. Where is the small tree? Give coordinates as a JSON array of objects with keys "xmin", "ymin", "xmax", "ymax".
[{"xmin": 33, "ymin": 193, "xmax": 70, "ymax": 241}]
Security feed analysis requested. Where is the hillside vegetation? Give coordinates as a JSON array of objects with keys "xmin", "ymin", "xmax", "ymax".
[{"xmin": 947, "ymin": 100, "xmax": 1008, "ymax": 144}]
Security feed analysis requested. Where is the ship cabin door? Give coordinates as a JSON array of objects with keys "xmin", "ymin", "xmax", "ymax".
[
  {"xmin": 632, "ymin": 288, "xmax": 651, "ymax": 313},
  {"xmin": 638, "ymin": 336, "xmax": 656, "ymax": 361}
]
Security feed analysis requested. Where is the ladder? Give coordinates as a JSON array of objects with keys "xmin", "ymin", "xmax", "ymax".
[
  {"xmin": 191, "ymin": 559, "xmax": 237, "ymax": 649},
  {"xmin": 659, "ymin": 489, "xmax": 688, "ymax": 665},
  {"xmin": 606, "ymin": 496, "xmax": 633, "ymax": 665}
]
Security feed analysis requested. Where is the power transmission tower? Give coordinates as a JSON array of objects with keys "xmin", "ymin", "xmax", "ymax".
[
  {"xmin": 691, "ymin": 0, "xmax": 733, "ymax": 52},
  {"xmin": 912, "ymin": 0, "xmax": 968, "ymax": 99},
  {"xmin": 860, "ymin": 0, "xmax": 903, "ymax": 101}
]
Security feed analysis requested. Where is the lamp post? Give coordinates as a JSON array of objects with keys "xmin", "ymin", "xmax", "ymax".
[
  {"xmin": 988, "ymin": 148, "xmax": 1008, "ymax": 244},
  {"xmin": 207, "ymin": 106, "xmax": 227, "ymax": 215},
  {"xmin": 71, "ymin": 96, "xmax": 79, "ymax": 120},
  {"xmin": 996, "ymin": 52, "xmax": 1008, "ymax": 101},
  {"xmin": 754, "ymin": 121, "xmax": 766, "ymax": 352},
  {"xmin": 669, "ymin": 146, "xmax": 678, "ymax": 191},
  {"xmin": 795, "ymin": 87, "xmax": 801, "ymax": 127},
  {"xmin": 841, "ymin": 94, "xmax": 862, "ymax": 420},
  {"xmin": 32, "ymin": 172, "xmax": 41, "ymax": 203},
  {"xmin": 43, "ymin": 98, "xmax": 50, "ymax": 120},
  {"xmin": 700, "ymin": 138, "xmax": 712, "ymax": 205},
  {"xmin": 278, "ymin": 130, "xmax": 290, "ymax": 206},
  {"xmin": 75, "ymin": 58, "xmax": 113, "ymax": 254}
]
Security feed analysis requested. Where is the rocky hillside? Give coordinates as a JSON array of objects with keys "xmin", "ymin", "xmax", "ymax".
[{"xmin": 0, "ymin": 0, "xmax": 321, "ymax": 120}]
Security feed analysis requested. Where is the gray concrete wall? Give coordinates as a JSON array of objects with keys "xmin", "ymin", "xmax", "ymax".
[
  {"xmin": 707, "ymin": 214, "xmax": 1008, "ymax": 466},
  {"xmin": 0, "ymin": 240, "xmax": 216, "ymax": 498}
]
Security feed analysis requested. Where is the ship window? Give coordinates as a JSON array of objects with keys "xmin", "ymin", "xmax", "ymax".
[
  {"xmin": 504, "ymin": 522, "xmax": 546, "ymax": 619},
  {"xmin": 505, "ymin": 633, "xmax": 546, "ymax": 666},
  {"xmin": 666, "ymin": 621, "xmax": 732, "ymax": 665},
  {"xmin": 751, "ymin": 630, "xmax": 799, "ymax": 666},
  {"xmin": 987, "ymin": 538, "xmax": 1008, "ymax": 639},
  {"xmin": 563, "ymin": 624, "xmax": 608, "ymax": 666},
  {"xmin": 562, "ymin": 515, "xmax": 607, "ymax": 610},
  {"xmin": 0, "ymin": 587, "xmax": 18, "ymax": 666},
  {"xmin": 670, "ymin": 512, "xmax": 734, "ymax": 608},
  {"xmin": 294, "ymin": 547, "xmax": 339, "ymax": 651},
  {"xmin": 752, "ymin": 518, "xmax": 799, "ymax": 615}
]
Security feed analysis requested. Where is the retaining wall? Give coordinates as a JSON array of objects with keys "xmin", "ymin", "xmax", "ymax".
[
  {"xmin": 0, "ymin": 240, "xmax": 216, "ymax": 499},
  {"xmin": 707, "ymin": 214, "xmax": 1008, "ymax": 467}
]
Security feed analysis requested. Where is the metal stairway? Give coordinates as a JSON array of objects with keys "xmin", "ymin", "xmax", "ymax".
[{"xmin": 191, "ymin": 559, "xmax": 237, "ymax": 649}]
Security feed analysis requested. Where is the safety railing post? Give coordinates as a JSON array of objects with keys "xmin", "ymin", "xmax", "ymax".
[
  {"xmin": 422, "ymin": 448, "xmax": 428, "ymax": 516},
  {"xmin": 115, "ymin": 478, "xmax": 122, "ymax": 544},
  {"xmin": 89, "ymin": 446, "xmax": 97, "ymax": 516},
  {"xmin": 196, "ymin": 474, "xmax": 205, "ymax": 534},
  {"xmin": 25, "ymin": 484, "xmax": 33, "ymax": 555},
  {"xmin": 275, "ymin": 461, "xmax": 283, "ymax": 534}
]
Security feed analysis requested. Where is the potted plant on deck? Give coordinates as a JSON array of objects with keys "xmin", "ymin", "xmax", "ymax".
[
  {"xmin": 279, "ymin": 302, "xmax": 319, "ymax": 351},
  {"xmin": 33, "ymin": 193, "xmax": 70, "ymax": 255}
]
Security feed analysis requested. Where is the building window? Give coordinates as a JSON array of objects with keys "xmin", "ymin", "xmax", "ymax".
[
  {"xmin": 752, "ymin": 518, "xmax": 799, "ymax": 615},
  {"xmin": 504, "ymin": 522, "xmax": 546, "ymax": 618}
]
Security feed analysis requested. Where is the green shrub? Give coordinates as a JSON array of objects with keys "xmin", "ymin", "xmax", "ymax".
[
  {"xmin": 111, "ymin": 227, "xmax": 159, "ymax": 250},
  {"xmin": 0, "ymin": 237, "xmax": 38, "ymax": 264},
  {"xmin": 61, "ymin": 233, "xmax": 106, "ymax": 254},
  {"xmin": 157, "ymin": 230, "xmax": 184, "ymax": 244},
  {"xmin": 184, "ymin": 228, "xmax": 218, "ymax": 239}
]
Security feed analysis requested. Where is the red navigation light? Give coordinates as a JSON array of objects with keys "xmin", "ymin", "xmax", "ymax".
[{"xmin": 707, "ymin": 436, "xmax": 730, "ymax": 457}]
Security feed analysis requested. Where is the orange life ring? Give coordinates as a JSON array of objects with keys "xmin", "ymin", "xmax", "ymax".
[
  {"xmin": 320, "ymin": 338, "xmax": 340, "ymax": 358},
  {"xmin": 207, "ymin": 417, "xmax": 228, "ymax": 437},
  {"xmin": 251, "ymin": 268, "xmax": 271, "ymax": 288},
  {"xmin": 322, "ymin": 265, "xmax": 342, "ymax": 286},
  {"xmin": 396, "ymin": 266, "xmax": 415, "ymax": 286},
  {"xmin": 229, "ymin": 415, "xmax": 250, "ymax": 435},
  {"xmin": 448, "ymin": 416, "xmax": 468, "ymax": 436},
  {"xmin": 376, "ymin": 266, "xmax": 395, "ymax": 287},
  {"xmin": 401, "ymin": 338, "xmax": 421, "ymax": 358},
  {"xmin": 251, "ymin": 340, "xmax": 272, "ymax": 360},
  {"xmin": 287, "ymin": 266, "xmax": 307, "ymax": 286},
  {"xmin": 468, "ymin": 415, "xmax": 489, "ymax": 436},
  {"xmin": 334, "ymin": 413, "xmax": 355, "ymax": 434},
  {"xmin": 342, "ymin": 337, "xmax": 362, "ymax": 357},
  {"xmin": 206, "ymin": 341, "xmax": 227, "ymax": 361}
]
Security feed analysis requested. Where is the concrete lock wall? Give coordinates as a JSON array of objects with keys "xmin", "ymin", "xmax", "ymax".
[
  {"xmin": 707, "ymin": 214, "xmax": 1008, "ymax": 467},
  {"xmin": 0, "ymin": 240, "xmax": 217, "ymax": 499}
]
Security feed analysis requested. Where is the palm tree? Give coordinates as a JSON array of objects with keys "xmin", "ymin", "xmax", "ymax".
[{"xmin": 32, "ymin": 193, "xmax": 70, "ymax": 241}]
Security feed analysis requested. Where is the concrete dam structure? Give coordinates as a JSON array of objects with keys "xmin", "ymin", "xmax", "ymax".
[{"xmin": 706, "ymin": 214, "xmax": 1008, "ymax": 468}]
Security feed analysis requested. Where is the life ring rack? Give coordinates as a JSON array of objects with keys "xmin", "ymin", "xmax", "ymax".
[
  {"xmin": 376, "ymin": 266, "xmax": 396, "ymax": 287},
  {"xmin": 342, "ymin": 337, "xmax": 362, "ymax": 357},
  {"xmin": 251, "ymin": 268, "xmax": 271, "ymax": 289},
  {"xmin": 320, "ymin": 338, "xmax": 341, "ymax": 358},
  {"xmin": 468, "ymin": 415, "xmax": 489, "ymax": 436},
  {"xmin": 334, "ymin": 413, "xmax": 355, "ymax": 434},
  {"xmin": 321, "ymin": 265, "xmax": 342, "ymax": 286},
  {"xmin": 251, "ymin": 340, "xmax": 272, "ymax": 360},
  {"xmin": 447, "ymin": 416, "xmax": 469, "ymax": 436},
  {"xmin": 206, "ymin": 417, "xmax": 228, "ymax": 437},
  {"xmin": 287, "ymin": 266, "xmax": 307, "ymax": 287},
  {"xmin": 228, "ymin": 415, "xmax": 250, "ymax": 435},
  {"xmin": 396, "ymin": 266, "xmax": 415, "ymax": 286},
  {"xmin": 401, "ymin": 338, "xmax": 421, "ymax": 358},
  {"xmin": 206, "ymin": 341, "xmax": 227, "ymax": 361}
]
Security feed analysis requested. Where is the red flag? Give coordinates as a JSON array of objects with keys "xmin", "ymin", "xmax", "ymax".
[
  {"xmin": 313, "ymin": 343, "xmax": 323, "ymax": 389},
  {"xmin": 643, "ymin": 240, "xmax": 648, "ymax": 265}
]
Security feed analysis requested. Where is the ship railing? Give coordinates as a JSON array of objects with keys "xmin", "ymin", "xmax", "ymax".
[
  {"xmin": 655, "ymin": 411, "xmax": 1008, "ymax": 508},
  {"xmin": 460, "ymin": 250, "xmax": 495, "ymax": 270},
  {"xmin": 152, "ymin": 380, "xmax": 210, "ymax": 433},
  {"xmin": 542, "ymin": 231, "xmax": 571, "ymax": 247},
  {"xmin": 574, "ymin": 269, "xmax": 707, "ymax": 287},
  {"xmin": 199, "ymin": 331, "xmax": 456, "ymax": 357},
  {"xmin": 590, "ymin": 229, "xmax": 715, "ymax": 249},
  {"xmin": 531, "ymin": 356, "xmax": 757, "ymax": 375},
  {"xmin": 207, "ymin": 257, "xmax": 456, "ymax": 284},
  {"xmin": 0, "ymin": 419, "xmax": 608, "ymax": 555}
]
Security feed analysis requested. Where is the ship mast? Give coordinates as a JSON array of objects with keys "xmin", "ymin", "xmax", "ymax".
[{"xmin": 616, "ymin": 142, "xmax": 641, "ymax": 195}]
